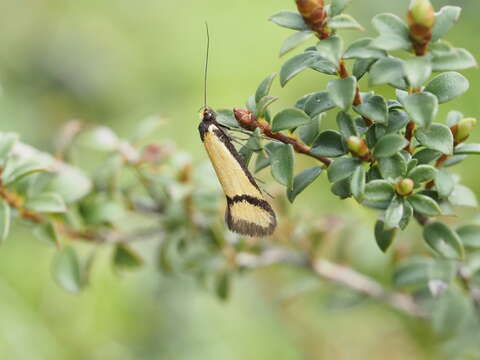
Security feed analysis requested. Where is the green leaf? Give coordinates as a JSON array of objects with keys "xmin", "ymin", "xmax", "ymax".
[
  {"xmin": 328, "ymin": 14, "xmax": 363, "ymax": 30},
  {"xmin": 46, "ymin": 166, "xmax": 92, "ymax": 204},
  {"xmin": 413, "ymin": 148, "xmax": 442, "ymax": 164},
  {"xmin": 386, "ymin": 110, "xmax": 410, "ymax": 133},
  {"xmin": 425, "ymin": 72, "xmax": 469, "ymax": 104},
  {"xmin": 34, "ymin": 221, "xmax": 59, "ymax": 246},
  {"xmin": 215, "ymin": 270, "xmax": 231, "ymax": 301},
  {"xmin": 280, "ymin": 30, "xmax": 314, "ymax": 57},
  {"xmin": 315, "ymin": 36, "xmax": 343, "ymax": 65},
  {"xmin": 400, "ymin": 201, "xmax": 413, "ymax": 230},
  {"xmin": 353, "ymin": 58, "xmax": 377, "ymax": 79},
  {"xmin": 327, "ymin": 77, "xmax": 356, "ymax": 111},
  {"xmin": 402, "ymin": 92, "xmax": 438, "ymax": 128},
  {"xmin": 408, "ymin": 194, "xmax": 441, "ymax": 217},
  {"xmin": 368, "ymin": 57, "xmax": 405, "ymax": 86},
  {"xmin": 331, "ymin": 0, "xmax": 351, "ymax": 16},
  {"xmin": 431, "ymin": 48, "xmax": 477, "ymax": 71},
  {"xmin": 336, "ymin": 112, "xmax": 358, "ymax": 138},
  {"xmin": 327, "ymin": 158, "xmax": 361, "ymax": 183},
  {"xmin": 403, "ymin": 56, "xmax": 432, "ymax": 89},
  {"xmin": 343, "ymin": 38, "xmax": 386, "ymax": 59},
  {"xmin": 378, "ymin": 153, "xmax": 407, "ymax": 180},
  {"xmin": 393, "ymin": 257, "xmax": 432, "ymax": 288},
  {"xmin": 254, "ymin": 151, "xmax": 270, "ymax": 173},
  {"xmin": 353, "ymin": 95, "xmax": 388, "ymax": 123},
  {"xmin": 255, "ymin": 73, "xmax": 277, "ymax": 103},
  {"xmin": 364, "ymin": 180, "xmax": 394, "ymax": 203},
  {"xmin": 0, "ymin": 133, "xmax": 18, "ymax": 165},
  {"xmin": 456, "ymin": 224, "xmax": 480, "ymax": 249},
  {"xmin": 298, "ymin": 116, "xmax": 322, "ymax": 145},
  {"xmin": 311, "ymin": 130, "xmax": 346, "ymax": 157},
  {"xmin": 423, "ymin": 221, "xmax": 464, "ymax": 260},
  {"xmin": 269, "ymin": 11, "xmax": 309, "ymax": 31},
  {"xmin": 268, "ymin": 143, "xmax": 294, "ymax": 189},
  {"xmin": 309, "ymin": 56, "xmax": 338, "ymax": 75},
  {"xmin": 375, "ymin": 219, "xmax": 397, "ymax": 252},
  {"xmin": 331, "ymin": 177, "xmax": 352, "ymax": 199},
  {"xmin": 415, "ymin": 123, "xmax": 453, "ymax": 155},
  {"xmin": 287, "ymin": 166, "xmax": 322, "ymax": 203},
  {"xmin": 304, "ymin": 91, "xmax": 336, "ymax": 117},
  {"xmin": 216, "ymin": 109, "xmax": 239, "ymax": 128},
  {"xmin": 350, "ymin": 165, "xmax": 366, "ymax": 201},
  {"xmin": 52, "ymin": 246, "xmax": 83, "ymax": 293},
  {"xmin": 280, "ymin": 52, "xmax": 317, "ymax": 86},
  {"xmin": 0, "ymin": 201, "xmax": 10, "ymax": 244},
  {"xmin": 435, "ymin": 169, "xmax": 455, "ymax": 198},
  {"xmin": 454, "ymin": 143, "xmax": 480, "ymax": 155},
  {"xmin": 2, "ymin": 157, "xmax": 48, "ymax": 185},
  {"xmin": 113, "ymin": 244, "xmax": 143, "ymax": 270},
  {"xmin": 408, "ymin": 165, "xmax": 437, "ymax": 185},
  {"xmin": 448, "ymin": 185, "xmax": 478, "ymax": 207},
  {"xmin": 431, "ymin": 6, "xmax": 462, "ymax": 42},
  {"xmin": 446, "ymin": 110, "xmax": 464, "ymax": 127},
  {"xmin": 373, "ymin": 134, "xmax": 408, "ymax": 158},
  {"xmin": 384, "ymin": 196, "xmax": 404, "ymax": 230},
  {"xmin": 25, "ymin": 192, "xmax": 67, "ymax": 213},
  {"xmin": 255, "ymin": 96, "xmax": 278, "ymax": 118},
  {"xmin": 271, "ymin": 108, "xmax": 310, "ymax": 132},
  {"xmin": 371, "ymin": 14, "xmax": 411, "ymax": 51}
]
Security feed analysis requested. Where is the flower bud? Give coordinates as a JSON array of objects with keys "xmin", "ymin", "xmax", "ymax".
[
  {"xmin": 295, "ymin": 0, "xmax": 324, "ymax": 17},
  {"xmin": 346, "ymin": 136, "xmax": 369, "ymax": 158},
  {"xmin": 407, "ymin": 0, "xmax": 435, "ymax": 28},
  {"xmin": 453, "ymin": 117, "xmax": 477, "ymax": 144},
  {"xmin": 295, "ymin": 0, "xmax": 329, "ymax": 39},
  {"xmin": 395, "ymin": 178, "xmax": 414, "ymax": 197}
]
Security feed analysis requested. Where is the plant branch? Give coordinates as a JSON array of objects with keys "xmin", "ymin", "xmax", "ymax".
[{"xmin": 233, "ymin": 109, "xmax": 332, "ymax": 167}]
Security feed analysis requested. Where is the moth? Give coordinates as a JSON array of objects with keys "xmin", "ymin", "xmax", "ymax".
[{"xmin": 198, "ymin": 107, "xmax": 277, "ymax": 237}]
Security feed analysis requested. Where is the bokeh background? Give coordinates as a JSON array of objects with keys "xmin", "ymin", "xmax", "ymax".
[{"xmin": 0, "ymin": 0, "xmax": 478, "ymax": 359}]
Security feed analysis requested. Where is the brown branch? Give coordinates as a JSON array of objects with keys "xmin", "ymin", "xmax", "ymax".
[
  {"xmin": 233, "ymin": 109, "xmax": 331, "ymax": 167},
  {"xmin": 236, "ymin": 248, "xmax": 426, "ymax": 318}
]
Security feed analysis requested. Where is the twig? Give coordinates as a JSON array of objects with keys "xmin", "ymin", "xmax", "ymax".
[
  {"xmin": 236, "ymin": 248, "xmax": 427, "ymax": 318},
  {"xmin": 233, "ymin": 109, "xmax": 331, "ymax": 167}
]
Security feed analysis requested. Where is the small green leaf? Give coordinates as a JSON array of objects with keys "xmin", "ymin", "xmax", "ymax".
[
  {"xmin": 384, "ymin": 196, "xmax": 404, "ymax": 230},
  {"xmin": 113, "ymin": 244, "xmax": 143, "ymax": 270},
  {"xmin": 371, "ymin": 14, "xmax": 411, "ymax": 51},
  {"xmin": 327, "ymin": 77, "xmax": 356, "ymax": 111},
  {"xmin": 254, "ymin": 151, "xmax": 270, "ymax": 173},
  {"xmin": 287, "ymin": 166, "xmax": 322, "ymax": 203},
  {"xmin": 269, "ymin": 11, "xmax": 309, "ymax": 31},
  {"xmin": 454, "ymin": 143, "xmax": 480, "ymax": 155},
  {"xmin": 350, "ymin": 165, "xmax": 366, "ymax": 201},
  {"xmin": 413, "ymin": 148, "xmax": 442, "ymax": 164},
  {"xmin": 280, "ymin": 30, "xmax": 314, "ymax": 57},
  {"xmin": 328, "ymin": 14, "xmax": 363, "ymax": 30},
  {"xmin": 369, "ymin": 57, "xmax": 405, "ymax": 86},
  {"xmin": 255, "ymin": 73, "xmax": 277, "ymax": 103},
  {"xmin": 25, "ymin": 192, "xmax": 67, "ymax": 213},
  {"xmin": 311, "ymin": 130, "xmax": 346, "ymax": 157},
  {"xmin": 304, "ymin": 91, "xmax": 336, "ymax": 117},
  {"xmin": 402, "ymin": 92, "xmax": 438, "ymax": 128},
  {"xmin": 425, "ymin": 72, "xmax": 469, "ymax": 104},
  {"xmin": 431, "ymin": 48, "xmax": 477, "ymax": 71},
  {"xmin": 255, "ymin": 96, "xmax": 278, "ymax": 118},
  {"xmin": 364, "ymin": 180, "xmax": 395, "ymax": 203},
  {"xmin": 327, "ymin": 157, "xmax": 361, "ymax": 183},
  {"xmin": 280, "ymin": 52, "xmax": 317, "ymax": 86},
  {"xmin": 271, "ymin": 108, "xmax": 311, "ymax": 132},
  {"xmin": 268, "ymin": 143, "xmax": 294, "ymax": 189},
  {"xmin": 2, "ymin": 158, "xmax": 48, "ymax": 185},
  {"xmin": 400, "ymin": 201, "xmax": 413, "ymax": 230},
  {"xmin": 353, "ymin": 58, "xmax": 377, "ymax": 79},
  {"xmin": 431, "ymin": 6, "xmax": 462, "ymax": 42},
  {"xmin": 435, "ymin": 169, "xmax": 455, "ymax": 198},
  {"xmin": 415, "ymin": 123, "xmax": 453, "ymax": 155},
  {"xmin": 331, "ymin": 0, "xmax": 351, "ymax": 16},
  {"xmin": 393, "ymin": 257, "xmax": 432, "ymax": 288},
  {"xmin": 378, "ymin": 153, "xmax": 407, "ymax": 180},
  {"xmin": 309, "ymin": 57, "xmax": 338, "ymax": 75},
  {"xmin": 456, "ymin": 224, "xmax": 480, "ymax": 249},
  {"xmin": 215, "ymin": 270, "xmax": 231, "ymax": 301},
  {"xmin": 298, "ymin": 116, "xmax": 322, "ymax": 146},
  {"xmin": 331, "ymin": 177, "xmax": 352, "ymax": 199},
  {"xmin": 216, "ymin": 109, "xmax": 239, "ymax": 128},
  {"xmin": 373, "ymin": 134, "xmax": 408, "ymax": 158},
  {"xmin": 387, "ymin": 110, "xmax": 410, "ymax": 133},
  {"xmin": 0, "ymin": 133, "xmax": 18, "ymax": 165},
  {"xmin": 343, "ymin": 38, "xmax": 386, "ymax": 59},
  {"xmin": 353, "ymin": 95, "xmax": 388, "ymax": 123},
  {"xmin": 375, "ymin": 219, "xmax": 397, "ymax": 252},
  {"xmin": 408, "ymin": 194, "xmax": 441, "ymax": 217},
  {"xmin": 34, "ymin": 222, "xmax": 59, "ymax": 246},
  {"xmin": 408, "ymin": 165, "xmax": 437, "ymax": 185},
  {"xmin": 403, "ymin": 56, "xmax": 432, "ymax": 89},
  {"xmin": 448, "ymin": 185, "xmax": 478, "ymax": 207},
  {"xmin": 423, "ymin": 221, "xmax": 464, "ymax": 260},
  {"xmin": 316, "ymin": 36, "xmax": 343, "ymax": 65},
  {"xmin": 0, "ymin": 201, "xmax": 10, "ymax": 244},
  {"xmin": 336, "ymin": 111, "xmax": 358, "ymax": 138},
  {"xmin": 52, "ymin": 246, "xmax": 83, "ymax": 293}
]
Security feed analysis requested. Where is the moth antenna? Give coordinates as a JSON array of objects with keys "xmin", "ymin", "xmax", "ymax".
[{"xmin": 203, "ymin": 21, "xmax": 210, "ymax": 109}]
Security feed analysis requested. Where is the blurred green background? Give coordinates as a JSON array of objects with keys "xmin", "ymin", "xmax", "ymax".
[{"xmin": 0, "ymin": 0, "xmax": 478, "ymax": 359}]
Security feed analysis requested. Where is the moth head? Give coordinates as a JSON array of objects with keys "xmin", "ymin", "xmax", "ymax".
[{"xmin": 200, "ymin": 107, "xmax": 216, "ymax": 122}]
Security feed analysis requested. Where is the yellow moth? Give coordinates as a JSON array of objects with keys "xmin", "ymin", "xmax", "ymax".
[{"xmin": 199, "ymin": 107, "xmax": 277, "ymax": 237}]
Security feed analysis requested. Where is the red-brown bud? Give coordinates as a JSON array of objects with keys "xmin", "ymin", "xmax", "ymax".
[
  {"xmin": 451, "ymin": 117, "xmax": 477, "ymax": 144},
  {"xmin": 395, "ymin": 178, "xmax": 414, "ymax": 197},
  {"xmin": 295, "ymin": 0, "xmax": 329, "ymax": 39},
  {"xmin": 407, "ymin": 0, "xmax": 435, "ymax": 56},
  {"xmin": 346, "ymin": 136, "xmax": 370, "ymax": 159}
]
